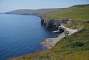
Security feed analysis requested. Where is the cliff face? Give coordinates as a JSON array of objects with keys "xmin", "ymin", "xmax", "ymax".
[{"xmin": 41, "ymin": 18, "xmax": 72, "ymax": 32}]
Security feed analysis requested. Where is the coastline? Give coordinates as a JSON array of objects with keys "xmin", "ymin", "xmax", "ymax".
[
  {"xmin": 9, "ymin": 27, "xmax": 82, "ymax": 60},
  {"xmin": 8, "ymin": 14, "xmax": 83, "ymax": 60},
  {"xmin": 41, "ymin": 26, "xmax": 80, "ymax": 49},
  {"xmin": 6, "ymin": 4, "xmax": 89, "ymax": 60}
]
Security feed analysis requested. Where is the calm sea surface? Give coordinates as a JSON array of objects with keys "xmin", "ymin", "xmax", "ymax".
[{"xmin": 0, "ymin": 14, "xmax": 55, "ymax": 60}]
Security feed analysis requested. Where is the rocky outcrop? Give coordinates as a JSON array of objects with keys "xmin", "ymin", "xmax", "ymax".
[{"xmin": 41, "ymin": 18, "xmax": 72, "ymax": 32}]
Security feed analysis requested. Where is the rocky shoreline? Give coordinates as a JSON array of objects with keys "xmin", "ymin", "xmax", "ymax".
[
  {"xmin": 40, "ymin": 16, "xmax": 78, "ymax": 49},
  {"xmin": 41, "ymin": 26, "xmax": 81, "ymax": 49}
]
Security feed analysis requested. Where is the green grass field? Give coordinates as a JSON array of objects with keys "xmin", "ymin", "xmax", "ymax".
[{"xmin": 45, "ymin": 5, "xmax": 89, "ymax": 20}]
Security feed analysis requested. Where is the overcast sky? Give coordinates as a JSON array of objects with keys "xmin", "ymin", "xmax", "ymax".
[{"xmin": 0, "ymin": 0, "xmax": 89, "ymax": 12}]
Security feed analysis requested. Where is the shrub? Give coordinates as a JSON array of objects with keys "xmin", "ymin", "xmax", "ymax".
[{"xmin": 71, "ymin": 42, "xmax": 84, "ymax": 48}]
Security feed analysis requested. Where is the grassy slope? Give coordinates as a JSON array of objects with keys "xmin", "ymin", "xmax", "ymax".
[
  {"xmin": 10, "ymin": 4, "xmax": 89, "ymax": 60},
  {"xmin": 45, "ymin": 6, "xmax": 89, "ymax": 20}
]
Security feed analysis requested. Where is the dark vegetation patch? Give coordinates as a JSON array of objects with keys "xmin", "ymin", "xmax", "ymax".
[{"xmin": 71, "ymin": 42, "xmax": 84, "ymax": 48}]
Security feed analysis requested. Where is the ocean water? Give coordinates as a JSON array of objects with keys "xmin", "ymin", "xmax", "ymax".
[{"xmin": 0, "ymin": 14, "xmax": 55, "ymax": 60}]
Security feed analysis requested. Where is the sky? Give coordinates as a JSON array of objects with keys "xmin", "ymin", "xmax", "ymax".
[{"xmin": 0, "ymin": 0, "xmax": 89, "ymax": 12}]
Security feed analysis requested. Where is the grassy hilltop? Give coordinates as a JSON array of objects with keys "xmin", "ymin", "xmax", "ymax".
[
  {"xmin": 10, "ymin": 4, "xmax": 89, "ymax": 60},
  {"xmin": 45, "ymin": 4, "xmax": 89, "ymax": 20}
]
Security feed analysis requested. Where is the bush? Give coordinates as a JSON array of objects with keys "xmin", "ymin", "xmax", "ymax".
[{"xmin": 71, "ymin": 42, "xmax": 84, "ymax": 48}]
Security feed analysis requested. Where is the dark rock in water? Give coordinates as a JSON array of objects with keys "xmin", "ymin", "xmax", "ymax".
[
  {"xmin": 41, "ymin": 18, "xmax": 44, "ymax": 25},
  {"xmin": 40, "ymin": 16, "xmax": 46, "ymax": 26}
]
